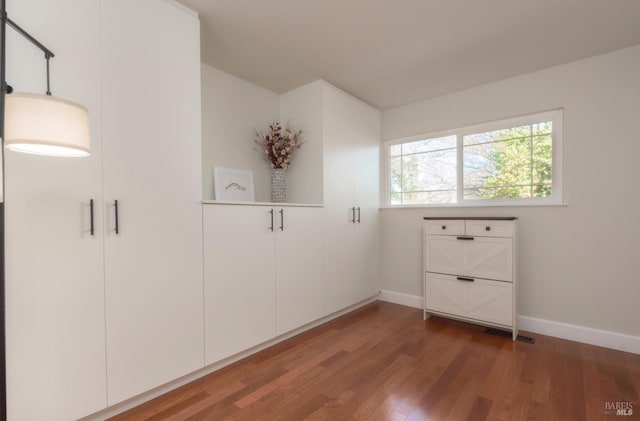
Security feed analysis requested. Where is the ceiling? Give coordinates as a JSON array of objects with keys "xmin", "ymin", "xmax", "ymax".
[{"xmin": 176, "ymin": 0, "xmax": 640, "ymax": 110}]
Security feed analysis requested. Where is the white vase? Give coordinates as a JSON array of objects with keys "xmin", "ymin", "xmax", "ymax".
[{"xmin": 271, "ymin": 168, "xmax": 286, "ymax": 202}]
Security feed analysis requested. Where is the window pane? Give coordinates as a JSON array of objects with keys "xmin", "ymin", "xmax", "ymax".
[
  {"xmin": 464, "ymin": 185, "xmax": 532, "ymax": 200},
  {"xmin": 532, "ymin": 121, "xmax": 552, "ymax": 135},
  {"xmin": 401, "ymin": 135, "xmax": 456, "ymax": 155},
  {"xmin": 404, "ymin": 191, "xmax": 456, "ymax": 204},
  {"xmin": 532, "ymin": 134, "xmax": 552, "ymax": 185},
  {"xmin": 464, "ymin": 138, "xmax": 532, "ymax": 199},
  {"xmin": 390, "ymin": 192, "xmax": 402, "ymax": 205},
  {"xmin": 463, "ymin": 124, "xmax": 531, "ymax": 146},
  {"xmin": 389, "ymin": 144, "xmax": 402, "ymax": 157},
  {"xmin": 390, "ymin": 156, "xmax": 402, "ymax": 193},
  {"xmin": 402, "ymin": 149, "xmax": 456, "ymax": 193},
  {"xmin": 533, "ymin": 184, "xmax": 552, "ymax": 198},
  {"xmin": 462, "ymin": 142, "xmax": 497, "ymax": 188}
]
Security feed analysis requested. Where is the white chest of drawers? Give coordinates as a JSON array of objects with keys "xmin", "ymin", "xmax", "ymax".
[{"xmin": 423, "ymin": 218, "xmax": 518, "ymax": 340}]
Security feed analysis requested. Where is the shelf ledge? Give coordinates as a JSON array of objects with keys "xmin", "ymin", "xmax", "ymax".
[{"xmin": 202, "ymin": 200, "xmax": 324, "ymax": 208}]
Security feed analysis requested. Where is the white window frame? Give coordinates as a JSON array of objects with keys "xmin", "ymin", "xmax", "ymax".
[{"xmin": 384, "ymin": 109, "xmax": 564, "ymax": 207}]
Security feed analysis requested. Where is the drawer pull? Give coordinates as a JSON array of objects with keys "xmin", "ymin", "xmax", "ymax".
[
  {"xmin": 456, "ymin": 236, "xmax": 474, "ymax": 240},
  {"xmin": 269, "ymin": 209, "xmax": 274, "ymax": 232},
  {"xmin": 441, "ymin": 225, "xmax": 446, "ymax": 230},
  {"xmin": 90, "ymin": 199, "xmax": 95, "ymax": 236},
  {"xmin": 457, "ymin": 276, "xmax": 475, "ymax": 282},
  {"xmin": 279, "ymin": 208, "xmax": 284, "ymax": 231},
  {"xmin": 114, "ymin": 200, "xmax": 120, "ymax": 235},
  {"xmin": 485, "ymin": 226, "xmax": 491, "ymax": 231}
]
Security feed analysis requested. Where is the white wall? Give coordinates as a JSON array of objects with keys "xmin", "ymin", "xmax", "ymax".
[
  {"xmin": 381, "ymin": 44, "xmax": 640, "ymax": 337},
  {"xmin": 201, "ymin": 73, "xmax": 326, "ymax": 205},
  {"xmin": 201, "ymin": 64, "xmax": 280, "ymax": 201}
]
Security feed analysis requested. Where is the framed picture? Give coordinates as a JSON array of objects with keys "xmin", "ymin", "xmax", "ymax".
[{"xmin": 213, "ymin": 167, "xmax": 255, "ymax": 202}]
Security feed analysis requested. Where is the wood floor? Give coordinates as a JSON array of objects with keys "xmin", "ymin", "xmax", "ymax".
[{"xmin": 109, "ymin": 301, "xmax": 640, "ymax": 420}]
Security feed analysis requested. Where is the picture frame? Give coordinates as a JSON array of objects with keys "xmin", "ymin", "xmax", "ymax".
[{"xmin": 213, "ymin": 167, "xmax": 255, "ymax": 202}]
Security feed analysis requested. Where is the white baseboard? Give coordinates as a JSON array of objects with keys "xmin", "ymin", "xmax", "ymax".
[
  {"xmin": 378, "ymin": 290, "xmax": 423, "ymax": 309},
  {"xmin": 378, "ymin": 290, "xmax": 640, "ymax": 355},
  {"xmin": 518, "ymin": 315, "xmax": 640, "ymax": 355},
  {"xmin": 81, "ymin": 296, "xmax": 379, "ymax": 420}
]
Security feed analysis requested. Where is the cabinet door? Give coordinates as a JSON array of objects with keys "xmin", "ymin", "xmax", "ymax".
[
  {"xmin": 353, "ymin": 101, "xmax": 381, "ymax": 302},
  {"xmin": 5, "ymin": 1, "xmax": 107, "ymax": 420},
  {"xmin": 465, "ymin": 237, "xmax": 513, "ymax": 282},
  {"xmin": 276, "ymin": 207, "xmax": 324, "ymax": 334},
  {"xmin": 425, "ymin": 236, "xmax": 513, "ymax": 282},
  {"xmin": 101, "ymin": 0, "xmax": 204, "ymax": 404},
  {"xmin": 424, "ymin": 236, "xmax": 467, "ymax": 276},
  {"xmin": 203, "ymin": 205, "xmax": 277, "ymax": 364},
  {"xmin": 322, "ymin": 86, "xmax": 358, "ymax": 313},
  {"xmin": 465, "ymin": 278, "xmax": 513, "ymax": 327},
  {"xmin": 425, "ymin": 273, "xmax": 466, "ymax": 317},
  {"xmin": 353, "ymin": 205, "xmax": 380, "ymax": 302}
]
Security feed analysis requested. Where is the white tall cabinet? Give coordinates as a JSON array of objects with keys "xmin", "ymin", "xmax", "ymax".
[
  {"xmin": 322, "ymin": 85, "xmax": 381, "ymax": 313},
  {"xmin": 101, "ymin": 0, "xmax": 204, "ymax": 405},
  {"xmin": 5, "ymin": 0, "xmax": 203, "ymax": 419},
  {"xmin": 280, "ymin": 81, "xmax": 381, "ymax": 315}
]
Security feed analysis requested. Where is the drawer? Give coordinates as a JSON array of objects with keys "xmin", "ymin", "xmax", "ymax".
[
  {"xmin": 425, "ymin": 273, "xmax": 513, "ymax": 327},
  {"xmin": 466, "ymin": 220, "xmax": 515, "ymax": 238},
  {"xmin": 424, "ymin": 219, "xmax": 465, "ymax": 236}
]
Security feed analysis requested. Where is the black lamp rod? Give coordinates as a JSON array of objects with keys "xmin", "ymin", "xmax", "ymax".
[
  {"xmin": 0, "ymin": 4, "xmax": 8, "ymax": 421},
  {"xmin": 2, "ymin": 14, "xmax": 54, "ymax": 59},
  {"xmin": 1, "ymin": 12, "xmax": 56, "ymax": 95},
  {"xmin": 1, "ymin": 3, "xmax": 59, "ymax": 420}
]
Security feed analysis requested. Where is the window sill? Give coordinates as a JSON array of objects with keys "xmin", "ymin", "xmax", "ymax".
[{"xmin": 380, "ymin": 201, "xmax": 568, "ymax": 210}]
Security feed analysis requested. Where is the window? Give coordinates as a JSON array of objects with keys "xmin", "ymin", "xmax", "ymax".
[{"xmin": 386, "ymin": 110, "xmax": 563, "ymax": 206}]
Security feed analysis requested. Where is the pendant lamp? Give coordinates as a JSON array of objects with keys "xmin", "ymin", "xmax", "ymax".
[{"xmin": 4, "ymin": 92, "xmax": 90, "ymax": 157}]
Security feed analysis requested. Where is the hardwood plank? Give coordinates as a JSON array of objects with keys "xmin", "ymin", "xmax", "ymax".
[
  {"xmin": 143, "ymin": 392, "xmax": 209, "ymax": 421},
  {"xmin": 110, "ymin": 302, "xmax": 640, "ymax": 421},
  {"xmin": 465, "ymin": 396, "xmax": 492, "ymax": 421}
]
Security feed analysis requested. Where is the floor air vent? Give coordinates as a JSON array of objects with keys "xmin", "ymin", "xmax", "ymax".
[{"xmin": 484, "ymin": 328, "xmax": 536, "ymax": 344}]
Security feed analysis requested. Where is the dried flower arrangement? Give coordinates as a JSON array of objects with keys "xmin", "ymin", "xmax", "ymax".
[{"xmin": 255, "ymin": 121, "xmax": 302, "ymax": 170}]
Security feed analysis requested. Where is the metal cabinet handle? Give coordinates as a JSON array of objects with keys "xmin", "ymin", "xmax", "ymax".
[
  {"xmin": 457, "ymin": 276, "xmax": 475, "ymax": 282},
  {"xmin": 485, "ymin": 226, "xmax": 491, "ymax": 231},
  {"xmin": 90, "ymin": 199, "xmax": 95, "ymax": 236},
  {"xmin": 356, "ymin": 207, "xmax": 361, "ymax": 223},
  {"xmin": 456, "ymin": 236, "xmax": 474, "ymax": 240},
  {"xmin": 351, "ymin": 207, "xmax": 356, "ymax": 223},
  {"xmin": 279, "ymin": 208, "xmax": 284, "ymax": 231},
  {"xmin": 269, "ymin": 208, "xmax": 274, "ymax": 232},
  {"xmin": 114, "ymin": 200, "xmax": 119, "ymax": 234},
  {"xmin": 441, "ymin": 225, "xmax": 446, "ymax": 230}
]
